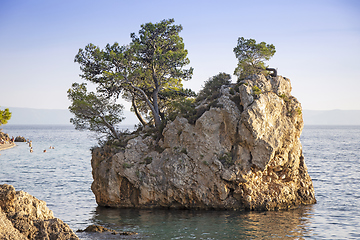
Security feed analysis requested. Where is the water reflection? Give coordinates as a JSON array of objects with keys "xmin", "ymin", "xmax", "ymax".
[{"xmin": 78, "ymin": 205, "xmax": 316, "ymax": 239}]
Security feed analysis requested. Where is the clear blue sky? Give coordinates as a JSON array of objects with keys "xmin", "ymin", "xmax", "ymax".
[{"xmin": 0, "ymin": 0, "xmax": 359, "ymax": 110}]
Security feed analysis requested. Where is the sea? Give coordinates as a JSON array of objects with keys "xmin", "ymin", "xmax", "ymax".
[{"xmin": 0, "ymin": 124, "xmax": 359, "ymax": 239}]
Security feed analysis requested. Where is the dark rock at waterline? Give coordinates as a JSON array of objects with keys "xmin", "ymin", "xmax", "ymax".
[
  {"xmin": 77, "ymin": 224, "xmax": 137, "ymax": 235},
  {"xmin": 14, "ymin": 136, "xmax": 26, "ymax": 142}
]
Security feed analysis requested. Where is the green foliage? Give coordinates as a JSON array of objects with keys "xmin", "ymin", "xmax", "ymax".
[
  {"xmin": 74, "ymin": 18, "xmax": 193, "ymax": 132},
  {"xmin": 181, "ymin": 105, "xmax": 206, "ymax": 125},
  {"xmin": 154, "ymin": 144, "xmax": 165, "ymax": 153},
  {"xmin": 279, "ymin": 93, "xmax": 302, "ymax": 117},
  {"xmin": 100, "ymin": 132, "xmax": 134, "ymax": 150},
  {"xmin": 229, "ymin": 88, "xmax": 235, "ymax": 95},
  {"xmin": 296, "ymin": 108, "xmax": 302, "ymax": 115},
  {"xmin": 219, "ymin": 152, "xmax": 234, "ymax": 168},
  {"xmin": 252, "ymin": 86, "xmax": 262, "ymax": 96},
  {"xmin": 209, "ymin": 100, "xmax": 224, "ymax": 108},
  {"xmin": 165, "ymin": 73, "xmax": 232, "ymax": 125},
  {"xmin": 197, "ymin": 72, "xmax": 231, "ymax": 102},
  {"xmin": 67, "ymin": 83, "xmax": 124, "ymax": 140},
  {"xmin": 143, "ymin": 156, "xmax": 153, "ymax": 164},
  {"xmin": 0, "ymin": 107, "xmax": 11, "ymax": 126},
  {"xmin": 286, "ymin": 107, "xmax": 302, "ymax": 118},
  {"xmin": 279, "ymin": 93, "xmax": 290, "ymax": 102},
  {"xmin": 233, "ymin": 37, "xmax": 276, "ymax": 79},
  {"xmin": 181, "ymin": 148, "xmax": 187, "ymax": 154},
  {"xmin": 122, "ymin": 162, "xmax": 133, "ymax": 168},
  {"xmin": 166, "ymin": 97, "xmax": 197, "ymax": 122},
  {"xmin": 230, "ymin": 95, "xmax": 243, "ymax": 112}
]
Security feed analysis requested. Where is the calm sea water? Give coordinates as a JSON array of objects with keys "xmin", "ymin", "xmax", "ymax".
[{"xmin": 0, "ymin": 125, "xmax": 359, "ymax": 239}]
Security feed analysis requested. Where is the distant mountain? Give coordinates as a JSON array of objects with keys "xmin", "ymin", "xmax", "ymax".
[
  {"xmin": 2, "ymin": 107, "xmax": 360, "ymax": 126},
  {"xmin": 303, "ymin": 110, "xmax": 360, "ymax": 125},
  {"xmin": 2, "ymin": 107, "xmax": 139, "ymax": 126}
]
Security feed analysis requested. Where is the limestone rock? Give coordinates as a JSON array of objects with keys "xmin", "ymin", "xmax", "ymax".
[
  {"xmin": 0, "ymin": 210, "xmax": 27, "ymax": 240},
  {"xmin": 91, "ymin": 74, "xmax": 316, "ymax": 211},
  {"xmin": 0, "ymin": 184, "xmax": 79, "ymax": 240},
  {"xmin": 0, "ymin": 131, "xmax": 10, "ymax": 141}
]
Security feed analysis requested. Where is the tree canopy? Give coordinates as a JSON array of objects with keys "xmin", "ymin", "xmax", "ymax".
[
  {"xmin": 233, "ymin": 37, "xmax": 276, "ymax": 79},
  {"xmin": 0, "ymin": 107, "xmax": 11, "ymax": 126},
  {"xmin": 67, "ymin": 83, "xmax": 124, "ymax": 140},
  {"xmin": 73, "ymin": 18, "xmax": 193, "ymax": 133},
  {"xmin": 197, "ymin": 72, "xmax": 232, "ymax": 102},
  {"xmin": 69, "ymin": 20, "xmax": 278, "ymax": 141}
]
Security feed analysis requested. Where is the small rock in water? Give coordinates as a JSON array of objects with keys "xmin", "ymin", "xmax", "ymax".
[
  {"xmin": 77, "ymin": 224, "xmax": 138, "ymax": 235},
  {"xmin": 14, "ymin": 136, "xmax": 26, "ymax": 142}
]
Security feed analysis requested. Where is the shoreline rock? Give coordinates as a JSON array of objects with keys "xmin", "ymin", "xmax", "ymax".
[
  {"xmin": 0, "ymin": 184, "xmax": 79, "ymax": 240},
  {"xmin": 77, "ymin": 224, "xmax": 137, "ymax": 236},
  {"xmin": 91, "ymin": 74, "xmax": 316, "ymax": 211},
  {"xmin": 0, "ymin": 142, "xmax": 16, "ymax": 151},
  {"xmin": 14, "ymin": 136, "xmax": 27, "ymax": 142},
  {"xmin": 0, "ymin": 131, "xmax": 16, "ymax": 151}
]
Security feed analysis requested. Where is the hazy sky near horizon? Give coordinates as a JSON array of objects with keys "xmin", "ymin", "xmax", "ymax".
[{"xmin": 0, "ymin": 0, "xmax": 359, "ymax": 110}]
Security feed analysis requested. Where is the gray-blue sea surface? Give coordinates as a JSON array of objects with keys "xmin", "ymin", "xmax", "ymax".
[{"xmin": 0, "ymin": 125, "xmax": 359, "ymax": 239}]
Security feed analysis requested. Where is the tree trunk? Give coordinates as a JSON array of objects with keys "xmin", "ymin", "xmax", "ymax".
[
  {"xmin": 132, "ymin": 98, "xmax": 147, "ymax": 126},
  {"xmin": 151, "ymin": 88, "xmax": 162, "ymax": 130},
  {"xmin": 101, "ymin": 116, "xmax": 119, "ymax": 139},
  {"xmin": 128, "ymin": 83, "xmax": 162, "ymax": 130}
]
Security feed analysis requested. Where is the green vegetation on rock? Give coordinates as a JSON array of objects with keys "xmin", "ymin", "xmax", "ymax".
[
  {"xmin": 67, "ymin": 83, "xmax": 124, "ymax": 140},
  {"xmin": 68, "ymin": 19, "xmax": 280, "ymax": 144},
  {"xmin": 71, "ymin": 18, "xmax": 193, "ymax": 133},
  {"xmin": 233, "ymin": 37, "xmax": 276, "ymax": 79}
]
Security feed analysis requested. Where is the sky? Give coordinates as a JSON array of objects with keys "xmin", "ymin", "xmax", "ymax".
[{"xmin": 0, "ymin": 0, "xmax": 359, "ymax": 111}]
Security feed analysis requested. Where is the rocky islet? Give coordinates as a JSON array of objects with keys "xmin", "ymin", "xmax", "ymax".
[{"xmin": 91, "ymin": 74, "xmax": 316, "ymax": 211}]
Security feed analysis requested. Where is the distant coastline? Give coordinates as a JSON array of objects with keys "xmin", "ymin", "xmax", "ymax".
[
  {"xmin": 302, "ymin": 110, "xmax": 360, "ymax": 125},
  {"xmin": 2, "ymin": 107, "xmax": 140, "ymax": 126},
  {"xmin": 2, "ymin": 107, "xmax": 360, "ymax": 126}
]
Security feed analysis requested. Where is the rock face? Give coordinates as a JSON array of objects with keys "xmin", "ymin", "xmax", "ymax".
[
  {"xmin": 91, "ymin": 74, "xmax": 316, "ymax": 211},
  {"xmin": 0, "ymin": 184, "xmax": 79, "ymax": 240}
]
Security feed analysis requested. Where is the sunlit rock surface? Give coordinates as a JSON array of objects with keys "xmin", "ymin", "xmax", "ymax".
[
  {"xmin": 91, "ymin": 74, "xmax": 316, "ymax": 211},
  {"xmin": 0, "ymin": 184, "xmax": 79, "ymax": 240}
]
